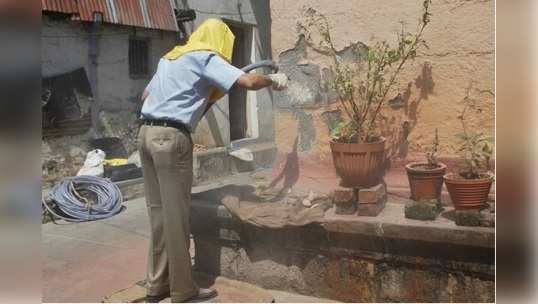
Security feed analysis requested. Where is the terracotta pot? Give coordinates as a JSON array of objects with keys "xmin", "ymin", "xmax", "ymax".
[
  {"xmin": 405, "ymin": 162, "xmax": 446, "ymax": 201},
  {"xmin": 330, "ymin": 137, "xmax": 386, "ymax": 188},
  {"xmin": 444, "ymin": 172, "xmax": 494, "ymax": 210}
]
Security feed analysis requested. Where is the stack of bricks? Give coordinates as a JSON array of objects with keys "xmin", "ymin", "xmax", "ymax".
[
  {"xmin": 357, "ymin": 183, "xmax": 387, "ymax": 216},
  {"xmin": 333, "ymin": 183, "xmax": 387, "ymax": 217}
]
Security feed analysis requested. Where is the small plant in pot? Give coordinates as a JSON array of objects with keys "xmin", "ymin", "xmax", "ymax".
[
  {"xmin": 406, "ymin": 128, "xmax": 447, "ymax": 202},
  {"xmin": 298, "ymin": 1, "xmax": 432, "ymax": 188},
  {"xmin": 444, "ymin": 85, "xmax": 494, "ymax": 211}
]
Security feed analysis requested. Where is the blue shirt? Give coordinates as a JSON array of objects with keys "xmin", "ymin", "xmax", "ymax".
[{"xmin": 141, "ymin": 51, "xmax": 245, "ymax": 131}]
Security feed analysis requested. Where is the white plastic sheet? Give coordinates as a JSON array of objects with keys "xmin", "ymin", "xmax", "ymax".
[{"xmin": 76, "ymin": 149, "xmax": 106, "ymax": 176}]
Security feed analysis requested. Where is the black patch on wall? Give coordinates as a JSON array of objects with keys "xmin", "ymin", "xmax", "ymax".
[{"xmin": 294, "ymin": 110, "xmax": 315, "ymax": 151}]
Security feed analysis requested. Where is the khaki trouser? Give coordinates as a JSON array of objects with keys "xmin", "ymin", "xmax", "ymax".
[{"xmin": 137, "ymin": 125, "xmax": 198, "ymax": 301}]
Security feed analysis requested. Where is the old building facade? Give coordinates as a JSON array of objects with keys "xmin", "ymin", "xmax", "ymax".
[{"xmin": 42, "ymin": 0, "xmax": 275, "ymax": 187}]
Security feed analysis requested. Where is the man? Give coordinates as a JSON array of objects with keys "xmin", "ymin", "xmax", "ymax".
[{"xmin": 138, "ymin": 19, "xmax": 287, "ymax": 303}]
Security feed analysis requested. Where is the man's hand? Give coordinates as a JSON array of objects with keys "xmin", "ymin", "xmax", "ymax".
[
  {"xmin": 268, "ymin": 73, "xmax": 288, "ymax": 91},
  {"xmin": 141, "ymin": 89, "xmax": 149, "ymax": 102}
]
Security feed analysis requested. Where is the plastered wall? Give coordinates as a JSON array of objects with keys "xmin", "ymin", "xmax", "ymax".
[{"xmin": 270, "ymin": 0, "xmax": 495, "ymax": 162}]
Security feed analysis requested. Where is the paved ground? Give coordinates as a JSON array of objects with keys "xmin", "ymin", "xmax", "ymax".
[
  {"xmin": 42, "ymin": 197, "xmax": 335, "ymax": 303},
  {"xmin": 103, "ymin": 275, "xmax": 335, "ymax": 303},
  {"xmin": 42, "ymin": 198, "xmax": 150, "ymax": 303}
]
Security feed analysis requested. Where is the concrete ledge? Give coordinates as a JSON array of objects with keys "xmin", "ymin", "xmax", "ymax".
[
  {"xmin": 323, "ymin": 203, "xmax": 494, "ymax": 248},
  {"xmin": 190, "ymin": 195, "xmax": 495, "ymax": 302},
  {"xmin": 191, "ymin": 198, "xmax": 494, "ymax": 250}
]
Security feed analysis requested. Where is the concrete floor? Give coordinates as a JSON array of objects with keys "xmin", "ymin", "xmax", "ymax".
[
  {"xmin": 103, "ymin": 275, "xmax": 336, "ymax": 303},
  {"xmin": 42, "ymin": 197, "xmax": 335, "ymax": 303},
  {"xmin": 42, "ymin": 198, "xmax": 150, "ymax": 303}
]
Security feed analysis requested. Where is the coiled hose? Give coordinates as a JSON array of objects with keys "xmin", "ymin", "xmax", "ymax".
[{"xmin": 43, "ymin": 175, "xmax": 123, "ymax": 222}]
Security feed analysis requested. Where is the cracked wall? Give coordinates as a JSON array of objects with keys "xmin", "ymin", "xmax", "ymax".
[
  {"xmin": 270, "ymin": 0, "xmax": 495, "ymax": 163},
  {"xmin": 41, "ymin": 16, "xmax": 178, "ymax": 188}
]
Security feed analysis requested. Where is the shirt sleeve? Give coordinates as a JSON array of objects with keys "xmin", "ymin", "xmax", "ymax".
[
  {"xmin": 202, "ymin": 54, "xmax": 245, "ymax": 92},
  {"xmin": 145, "ymin": 76, "xmax": 156, "ymax": 93}
]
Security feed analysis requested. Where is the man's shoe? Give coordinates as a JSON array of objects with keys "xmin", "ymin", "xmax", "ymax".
[
  {"xmin": 145, "ymin": 293, "xmax": 169, "ymax": 303},
  {"xmin": 183, "ymin": 288, "xmax": 217, "ymax": 303}
]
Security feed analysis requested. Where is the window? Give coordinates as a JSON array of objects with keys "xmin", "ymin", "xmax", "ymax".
[{"xmin": 129, "ymin": 38, "xmax": 149, "ymax": 77}]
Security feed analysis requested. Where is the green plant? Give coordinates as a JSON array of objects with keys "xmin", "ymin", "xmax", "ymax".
[
  {"xmin": 456, "ymin": 83, "xmax": 494, "ymax": 179},
  {"xmin": 299, "ymin": 0, "xmax": 432, "ymax": 143},
  {"xmin": 426, "ymin": 128, "xmax": 440, "ymax": 168}
]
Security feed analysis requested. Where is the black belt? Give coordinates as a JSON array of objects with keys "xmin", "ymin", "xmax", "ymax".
[{"xmin": 141, "ymin": 119, "xmax": 190, "ymax": 133}]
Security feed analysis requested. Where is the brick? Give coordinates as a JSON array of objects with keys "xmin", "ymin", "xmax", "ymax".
[
  {"xmin": 357, "ymin": 198, "xmax": 385, "ymax": 216},
  {"xmin": 335, "ymin": 200, "xmax": 357, "ymax": 215},
  {"xmin": 358, "ymin": 183, "xmax": 386, "ymax": 204},
  {"xmin": 333, "ymin": 187, "xmax": 357, "ymax": 215},
  {"xmin": 333, "ymin": 187, "xmax": 357, "ymax": 203}
]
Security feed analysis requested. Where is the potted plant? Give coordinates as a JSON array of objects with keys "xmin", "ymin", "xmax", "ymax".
[
  {"xmin": 298, "ymin": 1, "xmax": 432, "ymax": 188},
  {"xmin": 444, "ymin": 84, "xmax": 494, "ymax": 210},
  {"xmin": 406, "ymin": 128, "xmax": 447, "ymax": 201}
]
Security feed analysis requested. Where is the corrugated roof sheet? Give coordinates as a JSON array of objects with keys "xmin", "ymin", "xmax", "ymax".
[
  {"xmin": 42, "ymin": 0, "xmax": 178, "ymax": 31},
  {"xmin": 146, "ymin": 0, "xmax": 177, "ymax": 32},
  {"xmin": 76, "ymin": 0, "xmax": 113, "ymax": 23},
  {"xmin": 114, "ymin": 0, "xmax": 145, "ymax": 27}
]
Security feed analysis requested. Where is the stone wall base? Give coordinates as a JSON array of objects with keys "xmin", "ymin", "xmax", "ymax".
[{"xmin": 194, "ymin": 238, "xmax": 493, "ymax": 302}]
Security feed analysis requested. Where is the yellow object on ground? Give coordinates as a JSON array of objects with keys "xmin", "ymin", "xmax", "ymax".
[
  {"xmin": 103, "ymin": 158, "xmax": 128, "ymax": 166},
  {"xmin": 163, "ymin": 18, "xmax": 235, "ymax": 101}
]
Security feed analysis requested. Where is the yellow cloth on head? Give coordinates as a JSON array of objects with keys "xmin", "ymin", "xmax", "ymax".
[{"xmin": 163, "ymin": 19, "xmax": 235, "ymax": 102}]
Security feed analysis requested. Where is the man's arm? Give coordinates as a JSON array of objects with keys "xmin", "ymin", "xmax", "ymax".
[
  {"xmin": 236, "ymin": 73, "xmax": 288, "ymax": 91},
  {"xmin": 236, "ymin": 74, "xmax": 272, "ymax": 90}
]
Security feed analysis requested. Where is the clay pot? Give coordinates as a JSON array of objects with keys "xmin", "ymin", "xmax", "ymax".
[
  {"xmin": 444, "ymin": 172, "xmax": 494, "ymax": 210},
  {"xmin": 405, "ymin": 162, "xmax": 446, "ymax": 201},
  {"xmin": 330, "ymin": 137, "xmax": 386, "ymax": 188}
]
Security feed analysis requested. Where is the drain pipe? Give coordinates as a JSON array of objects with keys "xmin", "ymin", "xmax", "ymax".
[{"xmin": 88, "ymin": 15, "xmax": 101, "ymax": 131}]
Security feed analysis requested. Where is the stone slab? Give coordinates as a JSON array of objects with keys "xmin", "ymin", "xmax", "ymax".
[{"xmin": 323, "ymin": 203, "xmax": 494, "ymax": 248}]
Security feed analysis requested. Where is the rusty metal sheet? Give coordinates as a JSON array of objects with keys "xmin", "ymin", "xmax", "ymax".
[
  {"xmin": 114, "ymin": 0, "xmax": 145, "ymax": 27},
  {"xmin": 42, "ymin": 0, "xmax": 78, "ymax": 13},
  {"xmin": 145, "ymin": 0, "xmax": 177, "ymax": 31},
  {"xmin": 77, "ymin": 0, "xmax": 113, "ymax": 23},
  {"xmin": 42, "ymin": 0, "xmax": 178, "ymax": 31}
]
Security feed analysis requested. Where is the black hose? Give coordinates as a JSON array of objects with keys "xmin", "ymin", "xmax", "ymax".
[
  {"xmin": 202, "ymin": 60, "xmax": 279, "ymax": 116},
  {"xmin": 241, "ymin": 60, "xmax": 279, "ymax": 73}
]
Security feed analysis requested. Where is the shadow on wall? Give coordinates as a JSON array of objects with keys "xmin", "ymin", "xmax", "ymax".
[
  {"xmin": 267, "ymin": 136, "xmax": 299, "ymax": 197},
  {"xmin": 384, "ymin": 61, "xmax": 435, "ymax": 168}
]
